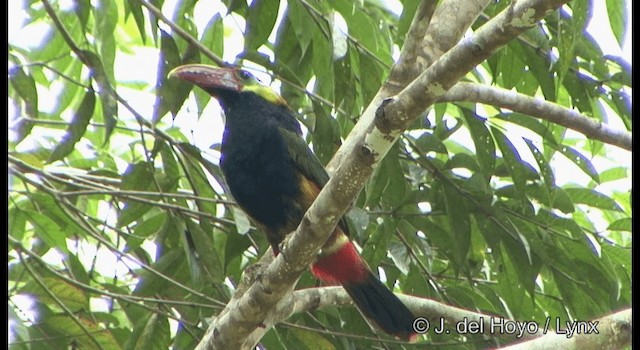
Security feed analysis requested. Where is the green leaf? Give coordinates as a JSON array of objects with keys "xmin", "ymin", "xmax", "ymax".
[
  {"xmin": 125, "ymin": 313, "xmax": 170, "ymax": 350},
  {"xmin": 8, "ymin": 66, "xmax": 38, "ymax": 143},
  {"xmin": 312, "ymin": 25, "xmax": 335, "ymax": 100},
  {"xmin": 606, "ymin": 0, "xmax": 628, "ymax": 46},
  {"xmin": 442, "ymin": 181, "xmax": 470, "ymax": 272},
  {"xmin": 497, "ymin": 240, "xmax": 526, "ymax": 315},
  {"xmin": 9, "ymin": 206, "xmax": 28, "ymax": 241},
  {"xmin": 492, "ymin": 127, "xmax": 531, "ymax": 199},
  {"xmin": 461, "ymin": 110, "xmax": 495, "ymax": 179},
  {"xmin": 117, "ymin": 162, "xmax": 155, "ymax": 227},
  {"xmin": 185, "ymin": 218, "xmax": 224, "ymax": 282},
  {"xmin": 24, "ymin": 210, "xmax": 68, "ymax": 252},
  {"xmin": 554, "ymin": 145, "xmax": 600, "ymax": 183},
  {"xmin": 81, "ymin": 50, "xmax": 118, "ymax": 144},
  {"xmin": 362, "ymin": 218, "xmax": 396, "ymax": 268},
  {"xmin": 364, "ymin": 152, "xmax": 389, "ymax": 208},
  {"xmin": 495, "ymin": 113, "xmax": 558, "ymax": 147},
  {"xmin": 153, "ymin": 30, "xmax": 192, "ymax": 122},
  {"xmin": 45, "ymin": 315, "xmax": 122, "ymax": 350},
  {"xmin": 412, "ymin": 132, "xmax": 448, "ymax": 154},
  {"xmin": 133, "ymin": 249, "xmax": 184, "ymax": 297},
  {"xmin": 245, "ymin": 0, "xmax": 280, "ymax": 51},
  {"xmin": 200, "ymin": 14, "xmax": 224, "ymax": 67},
  {"xmin": 128, "ymin": 214, "xmax": 167, "ymax": 251},
  {"xmin": 232, "ymin": 207, "xmax": 252, "ymax": 235},
  {"xmin": 396, "ymin": 0, "xmax": 420, "ymax": 47},
  {"xmin": 24, "ymin": 277, "xmax": 88, "ymax": 312},
  {"xmin": 290, "ymin": 328, "xmax": 335, "ymax": 350},
  {"xmin": 93, "ymin": 0, "xmax": 118, "ymax": 83},
  {"xmin": 498, "ymin": 44, "xmax": 525, "ymax": 89},
  {"xmin": 607, "ymin": 218, "xmax": 631, "ymax": 232},
  {"xmin": 285, "ymin": 0, "xmax": 315, "ymax": 56},
  {"xmin": 74, "ymin": 0, "xmax": 91, "ymax": 32},
  {"xmin": 563, "ymin": 187, "xmax": 624, "ymax": 212},
  {"xmin": 598, "ymin": 166, "xmax": 628, "ymax": 183},
  {"xmin": 388, "ymin": 241, "xmax": 410, "ymax": 275},
  {"xmin": 380, "ymin": 145, "xmax": 407, "ymax": 210},
  {"xmin": 176, "ymin": 143, "xmax": 219, "ymax": 219},
  {"xmin": 551, "ymin": 187, "xmax": 575, "ymax": 214},
  {"xmin": 48, "ymin": 90, "xmax": 96, "ymax": 163},
  {"xmin": 125, "ymin": 0, "xmax": 146, "ymax": 43},
  {"xmin": 311, "ymin": 102, "xmax": 339, "ymax": 165}
]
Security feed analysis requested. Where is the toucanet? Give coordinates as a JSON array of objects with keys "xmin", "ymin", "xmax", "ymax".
[{"xmin": 169, "ymin": 65, "xmax": 417, "ymax": 340}]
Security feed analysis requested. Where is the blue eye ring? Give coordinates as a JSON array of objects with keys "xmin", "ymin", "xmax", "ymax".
[{"xmin": 238, "ymin": 70, "xmax": 254, "ymax": 81}]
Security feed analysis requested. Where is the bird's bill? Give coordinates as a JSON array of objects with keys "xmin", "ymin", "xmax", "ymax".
[{"xmin": 168, "ymin": 64, "xmax": 242, "ymax": 92}]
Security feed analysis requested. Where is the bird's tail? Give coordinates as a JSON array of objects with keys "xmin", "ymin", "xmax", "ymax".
[{"xmin": 311, "ymin": 241, "xmax": 417, "ymax": 341}]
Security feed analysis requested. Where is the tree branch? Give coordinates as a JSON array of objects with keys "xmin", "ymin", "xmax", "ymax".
[
  {"xmin": 501, "ymin": 309, "xmax": 631, "ymax": 350},
  {"xmin": 196, "ymin": 0, "xmax": 572, "ymax": 349},
  {"xmin": 441, "ymin": 82, "xmax": 632, "ymax": 150}
]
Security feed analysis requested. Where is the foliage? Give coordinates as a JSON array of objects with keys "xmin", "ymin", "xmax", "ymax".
[{"xmin": 8, "ymin": 0, "xmax": 631, "ymax": 349}]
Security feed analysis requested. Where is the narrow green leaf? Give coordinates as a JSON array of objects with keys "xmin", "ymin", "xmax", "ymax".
[
  {"xmin": 117, "ymin": 162, "xmax": 155, "ymax": 227},
  {"xmin": 461, "ymin": 110, "xmax": 495, "ymax": 179},
  {"xmin": 413, "ymin": 132, "xmax": 448, "ymax": 154},
  {"xmin": 388, "ymin": 241, "xmax": 411, "ymax": 276},
  {"xmin": 607, "ymin": 217, "xmax": 631, "ymax": 232},
  {"xmin": 524, "ymin": 139, "xmax": 554, "ymax": 188},
  {"xmin": 498, "ymin": 44, "xmax": 525, "ymax": 89},
  {"xmin": 606, "ymin": 0, "xmax": 628, "ymax": 46},
  {"xmin": 554, "ymin": 145, "xmax": 600, "ymax": 183},
  {"xmin": 362, "ymin": 218, "xmax": 396, "ymax": 268},
  {"xmin": 311, "ymin": 102, "xmax": 339, "ymax": 165},
  {"xmin": 497, "ymin": 241, "xmax": 526, "ymax": 314},
  {"xmin": 312, "ymin": 26, "xmax": 335, "ymax": 100},
  {"xmin": 125, "ymin": 313, "xmax": 170, "ymax": 350},
  {"xmin": 200, "ymin": 14, "xmax": 224, "ymax": 74},
  {"xmin": 125, "ymin": 0, "xmax": 146, "ymax": 42},
  {"xmin": 232, "ymin": 207, "xmax": 252, "ymax": 235},
  {"xmin": 9, "ymin": 207, "xmax": 28, "ymax": 241},
  {"xmin": 176, "ymin": 151, "xmax": 219, "ymax": 221},
  {"xmin": 153, "ymin": 30, "xmax": 192, "ymax": 122},
  {"xmin": 48, "ymin": 90, "xmax": 96, "ymax": 163},
  {"xmin": 24, "ymin": 210, "xmax": 68, "ymax": 252},
  {"xmin": 563, "ymin": 187, "xmax": 624, "ymax": 212},
  {"xmin": 290, "ymin": 328, "xmax": 335, "ymax": 350},
  {"xmin": 185, "ymin": 219, "xmax": 224, "ymax": 282},
  {"xmin": 492, "ymin": 128, "xmax": 530, "ymax": 199},
  {"xmin": 599, "ymin": 166, "xmax": 628, "ymax": 183},
  {"xmin": 364, "ymin": 153, "xmax": 389, "ymax": 208},
  {"xmin": 74, "ymin": 0, "xmax": 91, "ymax": 32},
  {"xmin": 442, "ymin": 181, "xmax": 470, "ymax": 272},
  {"xmin": 81, "ymin": 50, "xmax": 118, "ymax": 144},
  {"xmin": 445, "ymin": 153, "xmax": 481, "ymax": 173},
  {"xmin": 285, "ymin": 0, "xmax": 315, "ymax": 55},
  {"xmin": 8, "ymin": 66, "xmax": 38, "ymax": 143},
  {"xmin": 93, "ymin": 0, "xmax": 118, "ymax": 82},
  {"xmin": 245, "ymin": 0, "xmax": 280, "ymax": 51},
  {"xmin": 396, "ymin": 0, "xmax": 420, "ymax": 46},
  {"xmin": 128, "ymin": 214, "xmax": 167, "ymax": 251},
  {"xmin": 551, "ymin": 187, "xmax": 575, "ymax": 214},
  {"xmin": 45, "ymin": 315, "xmax": 122, "ymax": 350},
  {"xmin": 133, "ymin": 249, "xmax": 183, "ymax": 297},
  {"xmin": 380, "ymin": 147, "xmax": 408, "ymax": 210},
  {"xmin": 24, "ymin": 277, "xmax": 88, "ymax": 312}
]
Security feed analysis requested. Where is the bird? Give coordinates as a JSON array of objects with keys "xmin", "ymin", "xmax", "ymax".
[{"xmin": 169, "ymin": 64, "xmax": 417, "ymax": 340}]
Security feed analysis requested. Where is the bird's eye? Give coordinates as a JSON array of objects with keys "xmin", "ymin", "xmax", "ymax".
[{"xmin": 238, "ymin": 70, "xmax": 254, "ymax": 81}]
